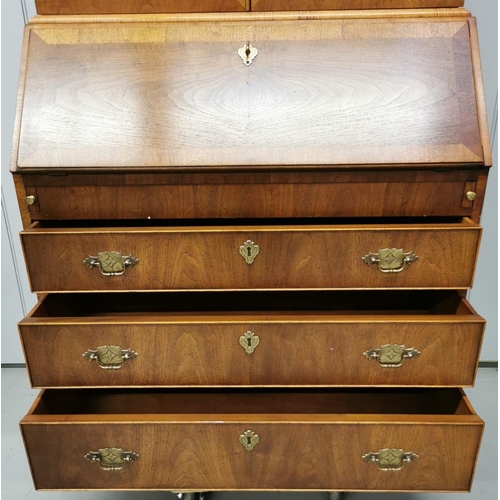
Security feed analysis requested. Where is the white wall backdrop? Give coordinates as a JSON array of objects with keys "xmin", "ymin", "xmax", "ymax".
[
  {"xmin": 465, "ymin": 0, "xmax": 498, "ymax": 362},
  {"xmin": 1, "ymin": 0, "xmax": 37, "ymax": 364},
  {"xmin": 1, "ymin": 0, "xmax": 498, "ymax": 363}
]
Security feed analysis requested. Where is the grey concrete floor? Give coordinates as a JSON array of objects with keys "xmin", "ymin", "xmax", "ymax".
[{"xmin": 2, "ymin": 367, "xmax": 497, "ymax": 499}]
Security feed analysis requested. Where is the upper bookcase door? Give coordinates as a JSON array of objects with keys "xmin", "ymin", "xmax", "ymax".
[
  {"xmin": 252, "ymin": 1, "xmax": 464, "ymax": 11},
  {"xmin": 35, "ymin": 0, "xmax": 249, "ymax": 15},
  {"xmin": 34, "ymin": 0, "xmax": 463, "ymax": 14},
  {"xmin": 13, "ymin": 11, "xmax": 489, "ymax": 172}
]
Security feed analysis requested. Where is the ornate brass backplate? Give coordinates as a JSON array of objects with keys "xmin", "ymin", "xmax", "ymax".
[
  {"xmin": 362, "ymin": 448, "xmax": 418, "ymax": 471},
  {"xmin": 362, "ymin": 248, "xmax": 418, "ymax": 273},
  {"xmin": 238, "ymin": 41, "xmax": 258, "ymax": 66},
  {"xmin": 239, "ymin": 240, "xmax": 260, "ymax": 265},
  {"xmin": 239, "ymin": 331, "xmax": 260, "ymax": 354},
  {"xmin": 85, "ymin": 448, "xmax": 139, "ymax": 471},
  {"xmin": 84, "ymin": 251, "xmax": 139, "ymax": 276},
  {"xmin": 363, "ymin": 344, "xmax": 420, "ymax": 368},
  {"xmin": 239, "ymin": 430, "xmax": 260, "ymax": 451},
  {"xmin": 83, "ymin": 345, "xmax": 138, "ymax": 369}
]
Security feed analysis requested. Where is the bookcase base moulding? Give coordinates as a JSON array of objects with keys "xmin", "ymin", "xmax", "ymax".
[{"xmin": 11, "ymin": 1, "xmax": 491, "ymax": 495}]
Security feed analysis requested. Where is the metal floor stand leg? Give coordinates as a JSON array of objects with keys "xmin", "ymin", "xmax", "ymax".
[
  {"xmin": 176, "ymin": 493, "xmax": 206, "ymax": 500},
  {"xmin": 328, "ymin": 492, "xmax": 343, "ymax": 500}
]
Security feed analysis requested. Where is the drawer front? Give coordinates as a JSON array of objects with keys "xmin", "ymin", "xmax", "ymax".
[
  {"xmin": 21, "ymin": 222, "xmax": 481, "ymax": 292},
  {"xmin": 23, "ymin": 170, "xmax": 480, "ymax": 221},
  {"xmin": 22, "ymin": 421, "xmax": 481, "ymax": 491},
  {"xmin": 35, "ymin": 0, "xmax": 249, "ymax": 14},
  {"xmin": 20, "ymin": 320, "xmax": 484, "ymax": 388}
]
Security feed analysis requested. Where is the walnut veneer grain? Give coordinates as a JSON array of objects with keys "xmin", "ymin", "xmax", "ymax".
[
  {"xmin": 252, "ymin": 1, "xmax": 465, "ymax": 10},
  {"xmin": 20, "ymin": 291, "xmax": 484, "ymax": 388},
  {"xmin": 12, "ymin": 6, "xmax": 491, "ymax": 495},
  {"xmin": 14, "ymin": 16, "xmax": 485, "ymax": 172},
  {"xmin": 22, "ymin": 169, "xmax": 482, "ymax": 221},
  {"xmin": 35, "ymin": 0, "xmax": 248, "ymax": 14},
  {"xmin": 35, "ymin": 0, "xmax": 463, "ymax": 15},
  {"xmin": 21, "ymin": 219, "xmax": 481, "ymax": 292},
  {"xmin": 21, "ymin": 388, "xmax": 483, "ymax": 491}
]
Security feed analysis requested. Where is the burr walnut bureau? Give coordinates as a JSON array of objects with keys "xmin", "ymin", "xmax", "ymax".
[{"xmin": 11, "ymin": 0, "xmax": 491, "ymax": 495}]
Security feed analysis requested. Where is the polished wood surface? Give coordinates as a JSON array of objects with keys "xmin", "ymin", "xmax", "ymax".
[
  {"xmin": 36, "ymin": 0, "xmax": 248, "ymax": 14},
  {"xmin": 13, "ymin": 175, "xmax": 32, "ymax": 229},
  {"xmin": 20, "ymin": 291, "xmax": 484, "ymax": 388},
  {"xmin": 471, "ymin": 168, "xmax": 489, "ymax": 224},
  {"xmin": 469, "ymin": 17, "xmax": 492, "ymax": 167},
  {"xmin": 22, "ymin": 169, "xmax": 481, "ymax": 221},
  {"xmin": 20, "ymin": 219, "xmax": 481, "ymax": 292},
  {"xmin": 35, "ymin": 0, "xmax": 463, "ymax": 15},
  {"xmin": 11, "ymin": 6, "xmax": 492, "ymax": 494},
  {"xmin": 252, "ymin": 0, "xmax": 464, "ymax": 10},
  {"xmin": 21, "ymin": 388, "xmax": 483, "ymax": 491},
  {"xmin": 25, "ymin": 387, "xmax": 472, "ymax": 415},
  {"xmin": 29, "ymin": 9, "xmax": 473, "ymax": 24},
  {"xmin": 14, "ymin": 16, "xmax": 485, "ymax": 172}
]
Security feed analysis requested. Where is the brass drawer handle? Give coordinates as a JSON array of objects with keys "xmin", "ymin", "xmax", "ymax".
[
  {"xmin": 239, "ymin": 331, "xmax": 260, "ymax": 354},
  {"xmin": 238, "ymin": 41, "xmax": 258, "ymax": 66},
  {"xmin": 363, "ymin": 448, "xmax": 418, "ymax": 471},
  {"xmin": 239, "ymin": 240, "xmax": 260, "ymax": 265},
  {"xmin": 83, "ymin": 345, "xmax": 138, "ymax": 369},
  {"xmin": 85, "ymin": 448, "xmax": 139, "ymax": 471},
  {"xmin": 84, "ymin": 251, "xmax": 138, "ymax": 276},
  {"xmin": 362, "ymin": 248, "xmax": 418, "ymax": 273},
  {"xmin": 239, "ymin": 430, "xmax": 259, "ymax": 451},
  {"xmin": 363, "ymin": 344, "xmax": 420, "ymax": 368}
]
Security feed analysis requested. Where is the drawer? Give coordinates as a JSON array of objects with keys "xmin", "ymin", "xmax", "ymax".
[
  {"xmin": 35, "ymin": 0, "xmax": 249, "ymax": 14},
  {"xmin": 21, "ymin": 388, "xmax": 483, "ymax": 491},
  {"xmin": 21, "ymin": 218, "xmax": 481, "ymax": 293},
  {"xmin": 19, "ymin": 291, "xmax": 484, "ymax": 388},
  {"xmin": 21, "ymin": 169, "xmax": 482, "ymax": 221}
]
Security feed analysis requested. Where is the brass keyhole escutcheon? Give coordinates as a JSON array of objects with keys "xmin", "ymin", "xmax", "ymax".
[
  {"xmin": 239, "ymin": 240, "xmax": 260, "ymax": 265},
  {"xmin": 239, "ymin": 430, "xmax": 259, "ymax": 451},
  {"xmin": 238, "ymin": 41, "xmax": 258, "ymax": 66},
  {"xmin": 239, "ymin": 331, "xmax": 260, "ymax": 354}
]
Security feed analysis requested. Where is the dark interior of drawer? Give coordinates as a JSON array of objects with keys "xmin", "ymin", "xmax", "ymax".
[
  {"xmin": 32, "ymin": 291, "xmax": 472, "ymax": 317},
  {"xmin": 33, "ymin": 388, "xmax": 471, "ymax": 416},
  {"xmin": 31, "ymin": 216, "xmax": 467, "ymax": 228}
]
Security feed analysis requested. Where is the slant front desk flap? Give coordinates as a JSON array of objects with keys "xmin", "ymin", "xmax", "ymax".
[{"xmin": 14, "ymin": 11, "xmax": 489, "ymax": 172}]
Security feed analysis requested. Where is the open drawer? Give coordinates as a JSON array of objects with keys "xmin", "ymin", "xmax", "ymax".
[
  {"xmin": 19, "ymin": 290, "xmax": 484, "ymax": 388},
  {"xmin": 20, "ymin": 218, "xmax": 482, "ymax": 292},
  {"xmin": 21, "ymin": 388, "xmax": 483, "ymax": 491}
]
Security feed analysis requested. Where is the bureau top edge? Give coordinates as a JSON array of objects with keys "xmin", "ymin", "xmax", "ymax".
[
  {"xmin": 29, "ymin": 9, "xmax": 472, "ymax": 24},
  {"xmin": 12, "ymin": 12, "xmax": 491, "ymax": 173}
]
